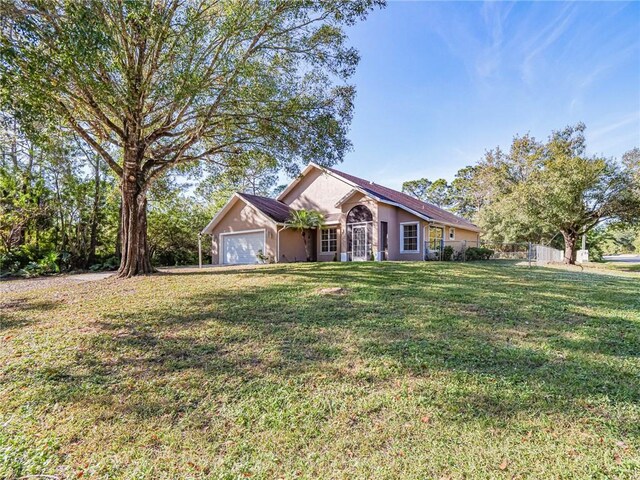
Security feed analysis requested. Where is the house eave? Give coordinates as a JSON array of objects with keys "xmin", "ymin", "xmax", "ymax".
[
  {"xmin": 201, "ymin": 193, "xmax": 282, "ymax": 235},
  {"xmin": 275, "ymin": 162, "xmax": 480, "ymax": 232},
  {"xmin": 200, "ymin": 193, "xmax": 241, "ymax": 235}
]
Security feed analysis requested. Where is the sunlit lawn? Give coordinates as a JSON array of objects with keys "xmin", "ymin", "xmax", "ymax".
[
  {"xmin": 1, "ymin": 261, "xmax": 638, "ymax": 479},
  {"xmin": 602, "ymin": 262, "xmax": 640, "ymax": 273}
]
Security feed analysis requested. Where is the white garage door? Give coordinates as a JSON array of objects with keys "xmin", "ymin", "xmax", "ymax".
[{"xmin": 222, "ymin": 231, "xmax": 265, "ymax": 265}]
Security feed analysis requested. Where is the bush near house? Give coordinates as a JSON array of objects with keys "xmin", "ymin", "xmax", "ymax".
[
  {"xmin": 442, "ymin": 245, "xmax": 454, "ymax": 261},
  {"xmin": 465, "ymin": 246, "xmax": 494, "ymax": 260}
]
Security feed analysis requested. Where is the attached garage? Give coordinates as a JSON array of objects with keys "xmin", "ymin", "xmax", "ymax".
[
  {"xmin": 221, "ymin": 229, "xmax": 265, "ymax": 265},
  {"xmin": 201, "ymin": 192, "xmax": 302, "ymax": 265}
]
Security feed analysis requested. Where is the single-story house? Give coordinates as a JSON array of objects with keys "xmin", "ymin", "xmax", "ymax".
[{"xmin": 201, "ymin": 163, "xmax": 480, "ymax": 265}]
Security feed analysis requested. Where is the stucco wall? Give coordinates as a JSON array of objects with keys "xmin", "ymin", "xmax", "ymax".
[
  {"xmin": 209, "ymin": 199, "xmax": 277, "ymax": 264},
  {"xmin": 394, "ymin": 209, "xmax": 424, "ymax": 261},
  {"xmin": 281, "ymin": 168, "xmax": 353, "ymax": 214},
  {"xmin": 278, "ymin": 228, "xmax": 308, "ymax": 263},
  {"xmin": 428, "ymin": 224, "xmax": 481, "ymax": 251},
  {"xmin": 377, "ymin": 203, "xmax": 398, "ymax": 260},
  {"xmin": 451, "ymin": 227, "xmax": 480, "ymax": 245}
]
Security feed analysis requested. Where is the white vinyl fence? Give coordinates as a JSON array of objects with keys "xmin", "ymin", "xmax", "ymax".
[
  {"xmin": 535, "ymin": 245, "xmax": 564, "ymax": 265},
  {"xmin": 422, "ymin": 240, "xmax": 565, "ymax": 266}
]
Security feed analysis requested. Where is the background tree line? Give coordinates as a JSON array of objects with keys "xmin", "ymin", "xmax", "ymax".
[
  {"xmin": 3, "ymin": 116, "xmax": 638, "ymax": 275},
  {"xmin": 0, "ymin": 108, "xmax": 283, "ymax": 275},
  {"xmin": 402, "ymin": 123, "xmax": 640, "ymax": 263}
]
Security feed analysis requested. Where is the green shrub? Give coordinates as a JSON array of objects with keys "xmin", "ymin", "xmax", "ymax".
[
  {"xmin": 0, "ymin": 246, "xmax": 35, "ymax": 273},
  {"xmin": 442, "ymin": 245, "xmax": 454, "ymax": 261},
  {"xmin": 453, "ymin": 249, "xmax": 466, "ymax": 261},
  {"xmin": 89, "ymin": 256, "xmax": 119, "ymax": 272},
  {"xmin": 465, "ymin": 247, "xmax": 494, "ymax": 261},
  {"xmin": 102, "ymin": 256, "xmax": 119, "ymax": 270},
  {"xmin": 0, "ymin": 253, "xmax": 21, "ymax": 274},
  {"xmin": 37, "ymin": 251, "xmax": 60, "ymax": 274},
  {"xmin": 17, "ymin": 262, "xmax": 44, "ymax": 278}
]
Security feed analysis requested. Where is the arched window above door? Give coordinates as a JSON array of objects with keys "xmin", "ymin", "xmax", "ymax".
[{"xmin": 346, "ymin": 205, "xmax": 373, "ymax": 223}]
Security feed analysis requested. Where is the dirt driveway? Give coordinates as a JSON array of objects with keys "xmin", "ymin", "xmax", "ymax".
[
  {"xmin": 0, "ymin": 271, "xmax": 115, "ymax": 295},
  {"xmin": 0, "ymin": 264, "xmax": 237, "ymax": 295}
]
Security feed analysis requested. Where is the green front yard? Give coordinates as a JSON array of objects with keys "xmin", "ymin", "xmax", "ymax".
[{"xmin": 1, "ymin": 262, "xmax": 639, "ymax": 479}]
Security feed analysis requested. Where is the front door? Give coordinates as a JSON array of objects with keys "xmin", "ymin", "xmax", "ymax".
[{"xmin": 352, "ymin": 225, "xmax": 367, "ymax": 261}]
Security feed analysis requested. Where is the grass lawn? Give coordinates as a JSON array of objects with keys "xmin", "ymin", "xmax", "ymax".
[
  {"xmin": 602, "ymin": 262, "xmax": 640, "ymax": 274},
  {"xmin": 1, "ymin": 261, "xmax": 639, "ymax": 479}
]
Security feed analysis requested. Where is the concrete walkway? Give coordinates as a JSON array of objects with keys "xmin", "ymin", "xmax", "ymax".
[{"xmin": 603, "ymin": 254, "xmax": 640, "ymax": 264}]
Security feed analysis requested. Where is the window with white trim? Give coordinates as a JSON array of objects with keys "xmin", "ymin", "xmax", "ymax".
[
  {"xmin": 449, "ymin": 227, "xmax": 455, "ymax": 240},
  {"xmin": 321, "ymin": 228, "xmax": 337, "ymax": 253},
  {"xmin": 401, "ymin": 222, "xmax": 419, "ymax": 253}
]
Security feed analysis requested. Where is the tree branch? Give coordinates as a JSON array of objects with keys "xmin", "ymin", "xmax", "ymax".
[{"xmin": 58, "ymin": 102, "xmax": 123, "ymax": 177}]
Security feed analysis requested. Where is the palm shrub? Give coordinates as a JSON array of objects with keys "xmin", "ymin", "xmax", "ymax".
[{"xmin": 285, "ymin": 210, "xmax": 325, "ymax": 261}]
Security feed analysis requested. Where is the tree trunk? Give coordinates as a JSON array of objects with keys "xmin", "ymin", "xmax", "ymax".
[
  {"xmin": 12, "ymin": 144, "xmax": 35, "ymax": 249},
  {"xmin": 115, "ymin": 200, "xmax": 122, "ymax": 261},
  {"xmin": 85, "ymin": 157, "xmax": 101, "ymax": 268},
  {"xmin": 301, "ymin": 230, "xmax": 312, "ymax": 262},
  {"xmin": 117, "ymin": 170, "xmax": 153, "ymax": 278},
  {"xmin": 562, "ymin": 230, "xmax": 578, "ymax": 265}
]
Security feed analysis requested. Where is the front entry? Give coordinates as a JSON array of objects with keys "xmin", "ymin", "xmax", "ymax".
[{"xmin": 352, "ymin": 224, "xmax": 367, "ymax": 261}]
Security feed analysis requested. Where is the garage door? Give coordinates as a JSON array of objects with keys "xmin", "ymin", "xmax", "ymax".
[{"xmin": 222, "ymin": 231, "xmax": 265, "ymax": 265}]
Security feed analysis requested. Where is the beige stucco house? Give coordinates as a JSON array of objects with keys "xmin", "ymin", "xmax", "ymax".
[{"xmin": 201, "ymin": 163, "xmax": 481, "ymax": 265}]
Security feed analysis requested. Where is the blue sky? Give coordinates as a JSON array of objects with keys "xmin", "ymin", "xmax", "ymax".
[{"xmin": 340, "ymin": 1, "xmax": 640, "ymax": 189}]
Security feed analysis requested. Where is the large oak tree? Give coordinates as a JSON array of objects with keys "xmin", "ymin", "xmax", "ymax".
[
  {"xmin": 0, "ymin": 0, "xmax": 381, "ymax": 276},
  {"xmin": 470, "ymin": 124, "xmax": 640, "ymax": 263}
]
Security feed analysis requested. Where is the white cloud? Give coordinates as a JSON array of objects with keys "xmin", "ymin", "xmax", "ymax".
[
  {"xmin": 520, "ymin": 4, "xmax": 577, "ymax": 84},
  {"xmin": 587, "ymin": 112, "xmax": 640, "ymax": 157}
]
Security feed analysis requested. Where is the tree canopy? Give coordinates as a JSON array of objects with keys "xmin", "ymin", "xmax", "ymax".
[
  {"xmin": 466, "ymin": 124, "xmax": 640, "ymax": 262},
  {"xmin": 401, "ymin": 124, "xmax": 639, "ymax": 263},
  {"xmin": 402, "ymin": 178, "xmax": 451, "ymax": 209},
  {"xmin": 1, "ymin": 0, "xmax": 382, "ymax": 276}
]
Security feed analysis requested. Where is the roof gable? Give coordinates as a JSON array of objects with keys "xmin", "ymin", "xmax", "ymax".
[
  {"xmin": 201, "ymin": 192, "xmax": 293, "ymax": 234},
  {"xmin": 323, "ymin": 166, "xmax": 479, "ymax": 231},
  {"xmin": 250, "ymin": 162, "xmax": 479, "ymax": 232},
  {"xmin": 275, "ymin": 163, "xmax": 319, "ymax": 202},
  {"xmin": 236, "ymin": 192, "xmax": 293, "ymax": 224}
]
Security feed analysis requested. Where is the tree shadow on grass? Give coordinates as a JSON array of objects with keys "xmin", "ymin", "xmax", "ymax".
[
  {"xmin": 0, "ymin": 297, "xmax": 61, "ymax": 331},
  {"xmin": 26, "ymin": 261, "xmax": 640, "ymax": 437},
  {"xmin": 162, "ymin": 260, "xmax": 640, "ymax": 311}
]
